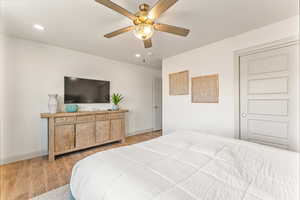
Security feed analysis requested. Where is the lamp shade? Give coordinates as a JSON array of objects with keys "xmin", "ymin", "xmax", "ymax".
[{"xmin": 133, "ymin": 23, "xmax": 154, "ymax": 40}]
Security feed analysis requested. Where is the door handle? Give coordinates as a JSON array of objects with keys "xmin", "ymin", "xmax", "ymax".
[
  {"xmin": 154, "ymin": 106, "xmax": 159, "ymax": 109},
  {"xmin": 241, "ymin": 113, "xmax": 247, "ymax": 118}
]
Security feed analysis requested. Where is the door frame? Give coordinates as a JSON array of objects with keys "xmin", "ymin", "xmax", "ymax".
[
  {"xmin": 233, "ymin": 36, "xmax": 299, "ymax": 139},
  {"xmin": 152, "ymin": 78, "xmax": 162, "ymax": 131}
]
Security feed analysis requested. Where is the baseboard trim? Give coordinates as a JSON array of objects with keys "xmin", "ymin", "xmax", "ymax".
[
  {"xmin": 0, "ymin": 151, "xmax": 47, "ymax": 165},
  {"xmin": 127, "ymin": 128, "xmax": 154, "ymax": 136},
  {"xmin": 0, "ymin": 128, "xmax": 157, "ymax": 166},
  {"xmin": 1, "ymin": 129, "xmax": 157, "ymax": 165}
]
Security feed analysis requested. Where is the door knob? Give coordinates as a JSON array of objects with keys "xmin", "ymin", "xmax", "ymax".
[{"xmin": 242, "ymin": 113, "xmax": 247, "ymax": 118}]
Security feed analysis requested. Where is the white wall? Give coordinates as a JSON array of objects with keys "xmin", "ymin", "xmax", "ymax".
[
  {"xmin": 162, "ymin": 16, "xmax": 299, "ymax": 137},
  {"xmin": 1, "ymin": 35, "xmax": 161, "ymax": 164}
]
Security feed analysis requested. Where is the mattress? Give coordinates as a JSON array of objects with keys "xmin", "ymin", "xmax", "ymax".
[{"xmin": 70, "ymin": 131, "xmax": 299, "ymax": 200}]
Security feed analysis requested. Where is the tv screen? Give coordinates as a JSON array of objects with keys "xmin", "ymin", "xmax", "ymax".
[{"xmin": 64, "ymin": 77, "xmax": 110, "ymax": 104}]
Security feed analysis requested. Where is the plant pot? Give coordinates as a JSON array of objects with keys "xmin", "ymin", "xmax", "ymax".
[
  {"xmin": 112, "ymin": 104, "xmax": 119, "ymax": 111},
  {"xmin": 65, "ymin": 104, "xmax": 79, "ymax": 113}
]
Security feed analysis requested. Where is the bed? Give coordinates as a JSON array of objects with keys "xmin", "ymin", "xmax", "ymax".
[{"xmin": 70, "ymin": 130, "xmax": 299, "ymax": 200}]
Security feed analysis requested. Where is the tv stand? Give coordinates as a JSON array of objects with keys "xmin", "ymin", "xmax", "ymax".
[{"xmin": 41, "ymin": 110, "xmax": 128, "ymax": 161}]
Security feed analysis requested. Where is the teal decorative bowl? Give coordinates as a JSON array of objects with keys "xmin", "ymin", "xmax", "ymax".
[{"xmin": 65, "ymin": 104, "xmax": 78, "ymax": 112}]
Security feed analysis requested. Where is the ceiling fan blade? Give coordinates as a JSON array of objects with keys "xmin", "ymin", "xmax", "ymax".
[
  {"xmin": 144, "ymin": 39, "xmax": 152, "ymax": 48},
  {"xmin": 154, "ymin": 23, "xmax": 190, "ymax": 36},
  {"xmin": 148, "ymin": 0, "xmax": 178, "ymax": 19},
  {"xmin": 95, "ymin": 0, "xmax": 136, "ymax": 20},
  {"xmin": 104, "ymin": 26, "xmax": 135, "ymax": 38}
]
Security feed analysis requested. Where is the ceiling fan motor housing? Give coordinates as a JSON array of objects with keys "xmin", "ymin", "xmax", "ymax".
[
  {"xmin": 134, "ymin": 4, "xmax": 154, "ymax": 25},
  {"xmin": 139, "ymin": 3, "xmax": 150, "ymax": 11}
]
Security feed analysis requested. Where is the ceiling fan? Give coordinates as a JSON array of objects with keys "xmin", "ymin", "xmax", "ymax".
[{"xmin": 95, "ymin": 0, "xmax": 190, "ymax": 48}]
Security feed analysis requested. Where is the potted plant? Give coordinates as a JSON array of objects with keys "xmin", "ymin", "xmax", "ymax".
[{"xmin": 111, "ymin": 93, "xmax": 124, "ymax": 110}]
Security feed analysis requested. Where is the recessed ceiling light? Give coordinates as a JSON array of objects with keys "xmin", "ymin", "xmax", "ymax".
[
  {"xmin": 135, "ymin": 54, "xmax": 141, "ymax": 58},
  {"xmin": 33, "ymin": 24, "xmax": 45, "ymax": 31}
]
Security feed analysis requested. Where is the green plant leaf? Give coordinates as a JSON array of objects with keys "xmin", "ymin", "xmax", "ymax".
[{"xmin": 111, "ymin": 93, "xmax": 124, "ymax": 105}]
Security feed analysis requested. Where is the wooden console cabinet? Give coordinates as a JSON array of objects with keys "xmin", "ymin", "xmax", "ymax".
[{"xmin": 41, "ymin": 110, "xmax": 128, "ymax": 161}]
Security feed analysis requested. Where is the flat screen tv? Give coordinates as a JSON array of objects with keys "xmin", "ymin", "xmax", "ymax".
[{"xmin": 64, "ymin": 77, "xmax": 110, "ymax": 104}]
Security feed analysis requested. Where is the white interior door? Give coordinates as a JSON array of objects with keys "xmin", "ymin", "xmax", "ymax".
[
  {"xmin": 240, "ymin": 43, "xmax": 299, "ymax": 151},
  {"xmin": 153, "ymin": 78, "xmax": 162, "ymax": 131}
]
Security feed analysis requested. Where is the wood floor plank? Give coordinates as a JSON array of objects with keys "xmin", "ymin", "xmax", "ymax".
[{"xmin": 0, "ymin": 131, "xmax": 161, "ymax": 200}]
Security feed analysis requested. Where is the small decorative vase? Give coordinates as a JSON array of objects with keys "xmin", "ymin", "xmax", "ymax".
[
  {"xmin": 112, "ymin": 104, "xmax": 119, "ymax": 111},
  {"xmin": 48, "ymin": 94, "xmax": 58, "ymax": 114},
  {"xmin": 65, "ymin": 104, "xmax": 79, "ymax": 113}
]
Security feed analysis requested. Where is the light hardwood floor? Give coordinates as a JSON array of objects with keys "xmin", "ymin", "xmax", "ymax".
[{"xmin": 0, "ymin": 131, "xmax": 161, "ymax": 200}]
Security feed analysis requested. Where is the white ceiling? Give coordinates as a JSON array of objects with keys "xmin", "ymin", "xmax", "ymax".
[{"xmin": 1, "ymin": 0, "xmax": 298, "ymax": 68}]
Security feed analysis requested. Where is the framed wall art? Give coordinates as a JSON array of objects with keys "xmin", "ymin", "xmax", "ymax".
[
  {"xmin": 192, "ymin": 74, "xmax": 219, "ymax": 103},
  {"xmin": 169, "ymin": 70, "xmax": 189, "ymax": 95}
]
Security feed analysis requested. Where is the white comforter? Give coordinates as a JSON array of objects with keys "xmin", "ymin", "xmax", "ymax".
[{"xmin": 70, "ymin": 131, "xmax": 299, "ymax": 200}]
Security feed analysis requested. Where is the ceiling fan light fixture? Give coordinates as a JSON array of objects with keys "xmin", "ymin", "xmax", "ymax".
[
  {"xmin": 96, "ymin": 0, "xmax": 190, "ymax": 48},
  {"xmin": 133, "ymin": 23, "xmax": 154, "ymax": 40},
  {"xmin": 147, "ymin": 13, "xmax": 155, "ymax": 20}
]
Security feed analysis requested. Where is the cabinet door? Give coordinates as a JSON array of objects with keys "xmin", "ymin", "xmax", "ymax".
[
  {"xmin": 55, "ymin": 125, "xmax": 75, "ymax": 153},
  {"xmin": 75, "ymin": 122, "xmax": 95, "ymax": 148},
  {"xmin": 96, "ymin": 120, "xmax": 110, "ymax": 143},
  {"xmin": 110, "ymin": 119, "xmax": 124, "ymax": 141}
]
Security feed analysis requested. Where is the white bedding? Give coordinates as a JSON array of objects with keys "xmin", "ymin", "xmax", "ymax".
[{"xmin": 70, "ymin": 131, "xmax": 299, "ymax": 200}]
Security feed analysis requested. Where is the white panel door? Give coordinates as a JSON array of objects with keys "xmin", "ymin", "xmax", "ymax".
[
  {"xmin": 153, "ymin": 78, "xmax": 162, "ymax": 131},
  {"xmin": 240, "ymin": 44, "xmax": 299, "ymax": 151}
]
